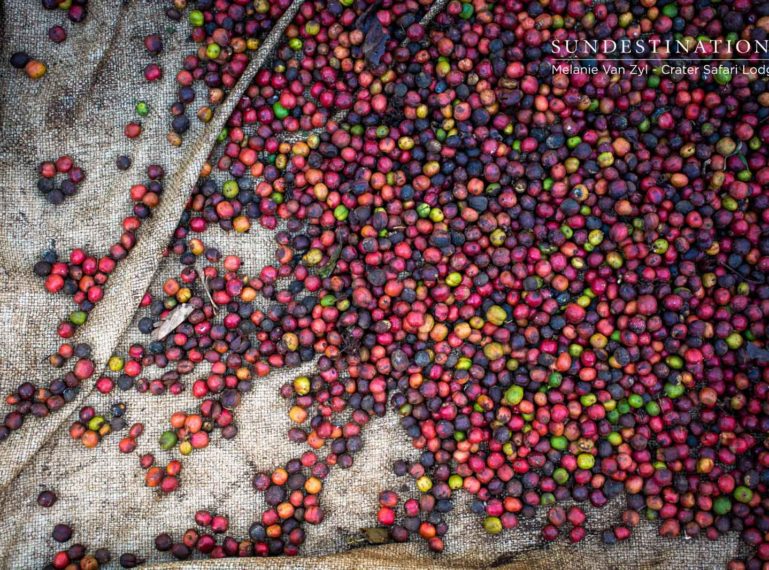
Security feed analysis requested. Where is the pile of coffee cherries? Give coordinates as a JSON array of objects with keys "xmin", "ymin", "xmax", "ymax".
[
  {"xmin": 6, "ymin": 0, "xmax": 769, "ymax": 567},
  {"xmin": 152, "ymin": 0, "xmax": 769, "ymax": 565},
  {"xmin": 30, "ymin": 165, "xmax": 165, "ymax": 339},
  {"xmin": 67, "ymin": 402, "xmax": 130, "ymax": 449},
  {"xmin": 36, "ymin": 156, "xmax": 85, "ymax": 205},
  {"xmin": 163, "ymin": 0, "xmax": 295, "ymax": 145}
]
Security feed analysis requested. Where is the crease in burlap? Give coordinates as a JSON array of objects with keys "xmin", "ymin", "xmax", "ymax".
[{"xmin": 0, "ymin": 0, "xmax": 746, "ymax": 567}]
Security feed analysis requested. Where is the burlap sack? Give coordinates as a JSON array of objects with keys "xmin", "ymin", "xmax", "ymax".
[{"xmin": 0, "ymin": 0, "xmax": 746, "ymax": 567}]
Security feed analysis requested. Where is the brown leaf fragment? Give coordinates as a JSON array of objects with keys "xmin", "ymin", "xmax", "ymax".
[
  {"xmin": 151, "ymin": 303, "xmax": 195, "ymax": 341},
  {"xmin": 360, "ymin": 527, "xmax": 392, "ymax": 545}
]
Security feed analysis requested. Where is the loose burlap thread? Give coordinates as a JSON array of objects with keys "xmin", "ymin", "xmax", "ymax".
[{"xmin": 0, "ymin": 0, "xmax": 746, "ymax": 567}]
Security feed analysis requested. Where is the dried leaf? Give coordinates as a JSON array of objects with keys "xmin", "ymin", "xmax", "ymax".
[
  {"xmin": 362, "ymin": 19, "xmax": 387, "ymax": 67},
  {"xmin": 151, "ymin": 303, "xmax": 194, "ymax": 341},
  {"xmin": 746, "ymin": 342, "xmax": 769, "ymax": 363},
  {"xmin": 318, "ymin": 246, "xmax": 342, "ymax": 279},
  {"xmin": 355, "ymin": 0, "xmax": 382, "ymax": 33},
  {"xmin": 360, "ymin": 527, "xmax": 391, "ymax": 545}
]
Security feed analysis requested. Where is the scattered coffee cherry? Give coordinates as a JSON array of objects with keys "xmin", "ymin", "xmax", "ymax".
[
  {"xmin": 118, "ymin": 553, "xmax": 144, "ymax": 568},
  {"xmin": 144, "ymin": 33, "xmax": 163, "ymax": 55},
  {"xmin": 25, "ymin": 59, "xmax": 47, "ymax": 79},
  {"xmin": 135, "ymin": 101, "xmax": 149, "ymax": 117},
  {"xmin": 9, "ymin": 51, "xmax": 30, "ymax": 69},
  {"xmin": 48, "ymin": 25, "xmax": 67, "ymax": 44},
  {"xmin": 52, "ymin": 523, "xmax": 72, "ymax": 543},
  {"xmin": 143, "ymin": 63, "xmax": 162, "ymax": 82},
  {"xmin": 115, "ymin": 155, "xmax": 132, "ymax": 170},
  {"xmin": 124, "ymin": 122, "xmax": 142, "ymax": 139},
  {"xmin": 37, "ymin": 490, "xmax": 57, "ymax": 508}
]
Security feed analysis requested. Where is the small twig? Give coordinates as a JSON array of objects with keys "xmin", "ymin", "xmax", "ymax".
[
  {"xmin": 199, "ymin": 273, "xmax": 219, "ymax": 312},
  {"xmin": 719, "ymin": 262, "xmax": 762, "ymax": 284}
]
